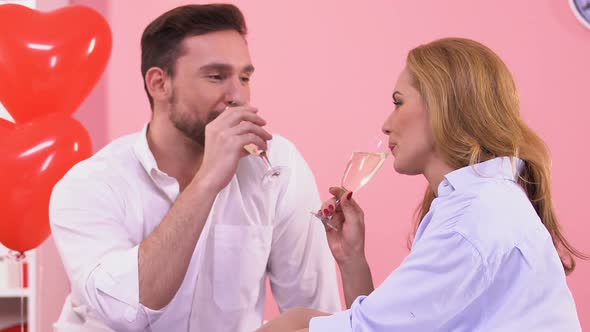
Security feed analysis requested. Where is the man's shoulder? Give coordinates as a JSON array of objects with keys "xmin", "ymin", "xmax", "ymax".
[
  {"xmin": 59, "ymin": 131, "xmax": 142, "ymax": 185},
  {"xmin": 267, "ymin": 134, "xmax": 305, "ymax": 163},
  {"xmin": 269, "ymin": 134, "xmax": 295, "ymax": 150}
]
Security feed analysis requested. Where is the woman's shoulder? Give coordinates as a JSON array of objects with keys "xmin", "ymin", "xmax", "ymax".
[{"xmin": 450, "ymin": 180, "xmax": 544, "ymax": 258}]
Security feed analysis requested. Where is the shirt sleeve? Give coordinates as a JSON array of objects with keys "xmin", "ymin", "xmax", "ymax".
[
  {"xmin": 310, "ymin": 227, "xmax": 488, "ymax": 331},
  {"xmin": 49, "ymin": 173, "xmax": 165, "ymax": 331},
  {"xmin": 268, "ymin": 141, "xmax": 342, "ymax": 313}
]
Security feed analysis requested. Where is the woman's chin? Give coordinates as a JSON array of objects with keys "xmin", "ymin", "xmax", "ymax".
[
  {"xmin": 393, "ymin": 159, "xmax": 421, "ymax": 176},
  {"xmin": 393, "ymin": 160, "xmax": 406, "ymax": 174}
]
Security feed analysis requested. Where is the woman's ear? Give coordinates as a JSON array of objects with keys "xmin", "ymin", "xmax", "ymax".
[{"xmin": 145, "ymin": 67, "xmax": 172, "ymax": 103}]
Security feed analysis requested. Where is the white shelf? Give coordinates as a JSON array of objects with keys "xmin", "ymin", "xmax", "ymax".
[
  {"xmin": 0, "ymin": 296, "xmax": 28, "ymax": 330},
  {"xmin": 0, "ymin": 288, "xmax": 30, "ymax": 298},
  {"xmin": 0, "ymin": 249, "xmax": 36, "ymax": 331}
]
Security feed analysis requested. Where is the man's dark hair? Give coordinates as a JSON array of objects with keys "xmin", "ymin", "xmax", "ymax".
[{"xmin": 141, "ymin": 4, "xmax": 247, "ymax": 108}]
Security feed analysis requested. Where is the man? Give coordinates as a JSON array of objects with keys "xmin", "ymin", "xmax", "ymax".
[{"xmin": 50, "ymin": 4, "xmax": 340, "ymax": 331}]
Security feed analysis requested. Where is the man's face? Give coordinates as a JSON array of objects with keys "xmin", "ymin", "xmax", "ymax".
[{"xmin": 167, "ymin": 30, "xmax": 253, "ymax": 145}]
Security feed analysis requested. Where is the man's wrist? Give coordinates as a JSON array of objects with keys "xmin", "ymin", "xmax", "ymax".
[{"xmin": 190, "ymin": 169, "xmax": 221, "ymax": 194}]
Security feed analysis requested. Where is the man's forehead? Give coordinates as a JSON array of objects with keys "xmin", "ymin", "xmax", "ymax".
[
  {"xmin": 182, "ymin": 31, "xmax": 248, "ymax": 53},
  {"xmin": 178, "ymin": 31, "xmax": 252, "ymax": 68}
]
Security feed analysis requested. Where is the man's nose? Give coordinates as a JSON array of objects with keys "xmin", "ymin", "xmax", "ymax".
[{"xmin": 224, "ymin": 78, "xmax": 248, "ymax": 106}]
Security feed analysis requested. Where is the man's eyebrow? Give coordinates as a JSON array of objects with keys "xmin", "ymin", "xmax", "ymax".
[{"xmin": 198, "ymin": 63, "xmax": 255, "ymax": 73}]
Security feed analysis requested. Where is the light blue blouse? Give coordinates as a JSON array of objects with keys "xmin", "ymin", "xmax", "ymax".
[{"xmin": 310, "ymin": 157, "xmax": 581, "ymax": 331}]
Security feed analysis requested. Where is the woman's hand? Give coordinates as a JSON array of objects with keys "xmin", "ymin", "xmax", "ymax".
[
  {"xmin": 319, "ymin": 187, "xmax": 375, "ymax": 308},
  {"xmin": 255, "ymin": 307, "xmax": 329, "ymax": 332},
  {"xmin": 319, "ymin": 187, "xmax": 367, "ymax": 266}
]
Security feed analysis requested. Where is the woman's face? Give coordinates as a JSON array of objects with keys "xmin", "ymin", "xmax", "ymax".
[{"xmin": 382, "ymin": 67, "xmax": 437, "ymax": 175}]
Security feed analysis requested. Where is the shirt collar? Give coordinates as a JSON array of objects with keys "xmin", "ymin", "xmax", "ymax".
[
  {"xmin": 133, "ymin": 122, "xmax": 162, "ymax": 179},
  {"xmin": 437, "ymin": 156, "xmax": 525, "ymax": 197}
]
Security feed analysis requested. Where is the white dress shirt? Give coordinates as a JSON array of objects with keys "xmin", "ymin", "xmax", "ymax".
[
  {"xmin": 311, "ymin": 157, "xmax": 581, "ymax": 331},
  {"xmin": 49, "ymin": 124, "xmax": 341, "ymax": 332}
]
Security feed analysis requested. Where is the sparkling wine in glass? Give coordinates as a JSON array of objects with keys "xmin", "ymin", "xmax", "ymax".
[
  {"xmin": 313, "ymin": 138, "xmax": 389, "ymax": 230},
  {"xmin": 341, "ymin": 151, "xmax": 388, "ymax": 193}
]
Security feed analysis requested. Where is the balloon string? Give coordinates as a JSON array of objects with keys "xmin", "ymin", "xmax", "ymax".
[{"xmin": 9, "ymin": 251, "xmax": 26, "ymax": 332}]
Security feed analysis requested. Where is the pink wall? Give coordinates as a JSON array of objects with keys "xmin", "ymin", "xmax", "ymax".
[
  {"xmin": 32, "ymin": 2, "xmax": 85, "ymax": 332},
  {"xmin": 36, "ymin": 0, "xmax": 590, "ymax": 330}
]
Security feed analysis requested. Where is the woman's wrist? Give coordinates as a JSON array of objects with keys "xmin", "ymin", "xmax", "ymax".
[{"xmin": 337, "ymin": 254, "xmax": 369, "ymax": 275}]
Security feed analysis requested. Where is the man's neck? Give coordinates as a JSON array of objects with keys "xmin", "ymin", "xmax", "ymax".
[{"xmin": 147, "ymin": 117, "xmax": 205, "ymax": 191}]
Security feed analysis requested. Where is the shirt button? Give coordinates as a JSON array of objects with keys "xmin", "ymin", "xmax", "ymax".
[{"xmin": 125, "ymin": 307, "xmax": 137, "ymax": 322}]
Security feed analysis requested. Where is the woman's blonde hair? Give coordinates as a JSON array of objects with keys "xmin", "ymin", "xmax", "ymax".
[{"xmin": 407, "ymin": 37, "xmax": 587, "ymax": 274}]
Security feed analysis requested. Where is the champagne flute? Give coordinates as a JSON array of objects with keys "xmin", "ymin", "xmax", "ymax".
[
  {"xmin": 313, "ymin": 137, "xmax": 389, "ymax": 230},
  {"xmin": 243, "ymin": 143, "xmax": 284, "ymax": 185},
  {"xmin": 225, "ymin": 105, "xmax": 284, "ymax": 185}
]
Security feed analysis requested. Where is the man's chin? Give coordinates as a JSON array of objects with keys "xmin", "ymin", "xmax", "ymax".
[
  {"xmin": 184, "ymin": 129, "xmax": 206, "ymax": 147},
  {"xmin": 172, "ymin": 122, "xmax": 205, "ymax": 146},
  {"xmin": 171, "ymin": 110, "xmax": 221, "ymax": 147}
]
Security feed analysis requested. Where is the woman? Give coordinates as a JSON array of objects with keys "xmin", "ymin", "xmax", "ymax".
[{"xmin": 257, "ymin": 38, "xmax": 585, "ymax": 331}]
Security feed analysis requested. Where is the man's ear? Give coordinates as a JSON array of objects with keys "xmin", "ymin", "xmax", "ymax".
[{"xmin": 145, "ymin": 67, "xmax": 172, "ymax": 103}]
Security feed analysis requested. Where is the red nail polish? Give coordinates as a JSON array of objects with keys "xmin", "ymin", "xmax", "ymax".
[
  {"xmin": 347, "ymin": 192, "xmax": 353, "ymax": 200},
  {"xmin": 328, "ymin": 204, "xmax": 334, "ymax": 211},
  {"xmin": 323, "ymin": 209, "xmax": 330, "ymax": 216}
]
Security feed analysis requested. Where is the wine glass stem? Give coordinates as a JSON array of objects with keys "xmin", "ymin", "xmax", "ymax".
[
  {"xmin": 333, "ymin": 197, "xmax": 342, "ymax": 211},
  {"xmin": 259, "ymin": 151, "xmax": 273, "ymax": 170}
]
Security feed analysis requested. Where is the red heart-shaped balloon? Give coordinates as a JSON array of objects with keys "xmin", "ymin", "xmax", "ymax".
[
  {"xmin": 0, "ymin": 4, "xmax": 112, "ymax": 123},
  {"xmin": 0, "ymin": 115, "xmax": 92, "ymax": 253},
  {"xmin": 0, "ymin": 117, "xmax": 15, "ymax": 131}
]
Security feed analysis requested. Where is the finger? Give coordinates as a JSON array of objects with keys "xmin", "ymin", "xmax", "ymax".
[
  {"xmin": 226, "ymin": 105, "xmax": 258, "ymax": 113},
  {"xmin": 340, "ymin": 191, "xmax": 364, "ymax": 223},
  {"xmin": 230, "ymin": 121, "xmax": 273, "ymax": 141},
  {"xmin": 342, "ymin": 191, "xmax": 363, "ymax": 213},
  {"xmin": 311, "ymin": 209, "xmax": 333, "ymax": 232},
  {"xmin": 221, "ymin": 107, "xmax": 266, "ymax": 127},
  {"xmin": 317, "ymin": 211, "xmax": 341, "ymax": 232},
  {"xmin": 328, "ymin": 212, "xmax": 344, "ymax": 230},
  {"xmin": 320, "ymin": 196, "xmax": 338, "ymax": 216},
  {"xmin": 222, "ymin": 104, "xmax": 259, "ymax": 115},
  {"xmin": 329, "ymin": 186, "xmax": 347, "ymax": 200},
  {"xmin": 320, "ymin": 216, "xmax": 338, "ymax": 233},
  {"xmin": 235, "ymin": 133, "xmax": 268, "ymax": 153}
]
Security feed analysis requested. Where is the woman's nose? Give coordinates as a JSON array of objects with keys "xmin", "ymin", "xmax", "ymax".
[{"xmin": 382, "ymin": 119, "xmax": 392, "ymax": 135}]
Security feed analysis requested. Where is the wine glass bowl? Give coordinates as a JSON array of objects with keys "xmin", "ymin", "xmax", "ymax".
[
  {"xmin": 312, "ymin": 137, "xmax": 389, "ymax": 230},
  {"xmin": 340, "ymin": 151, "xmax": 388, "ymax": 193}
]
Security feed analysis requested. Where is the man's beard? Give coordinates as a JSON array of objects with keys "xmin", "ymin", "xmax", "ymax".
[{"xmin": 168, "ymin": 93, "xmax": 222, "ymax": 146}]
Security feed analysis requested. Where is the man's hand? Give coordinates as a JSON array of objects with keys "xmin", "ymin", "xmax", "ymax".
[{"xmin": 196, "ymin": 105, "xmax": 272, "ymax": 191}]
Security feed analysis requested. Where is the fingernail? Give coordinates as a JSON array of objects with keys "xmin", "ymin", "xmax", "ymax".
[
  {"xmin": 323, "ymin": 209, "xmax": 330, "ymax": 216},
  {"xmin": 328, "ymin": 204, "xmax": 334, "ymax": 211},
  {"xmin": 347, "ymin": 192, "xmax": 353, "ymax": 200}
]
